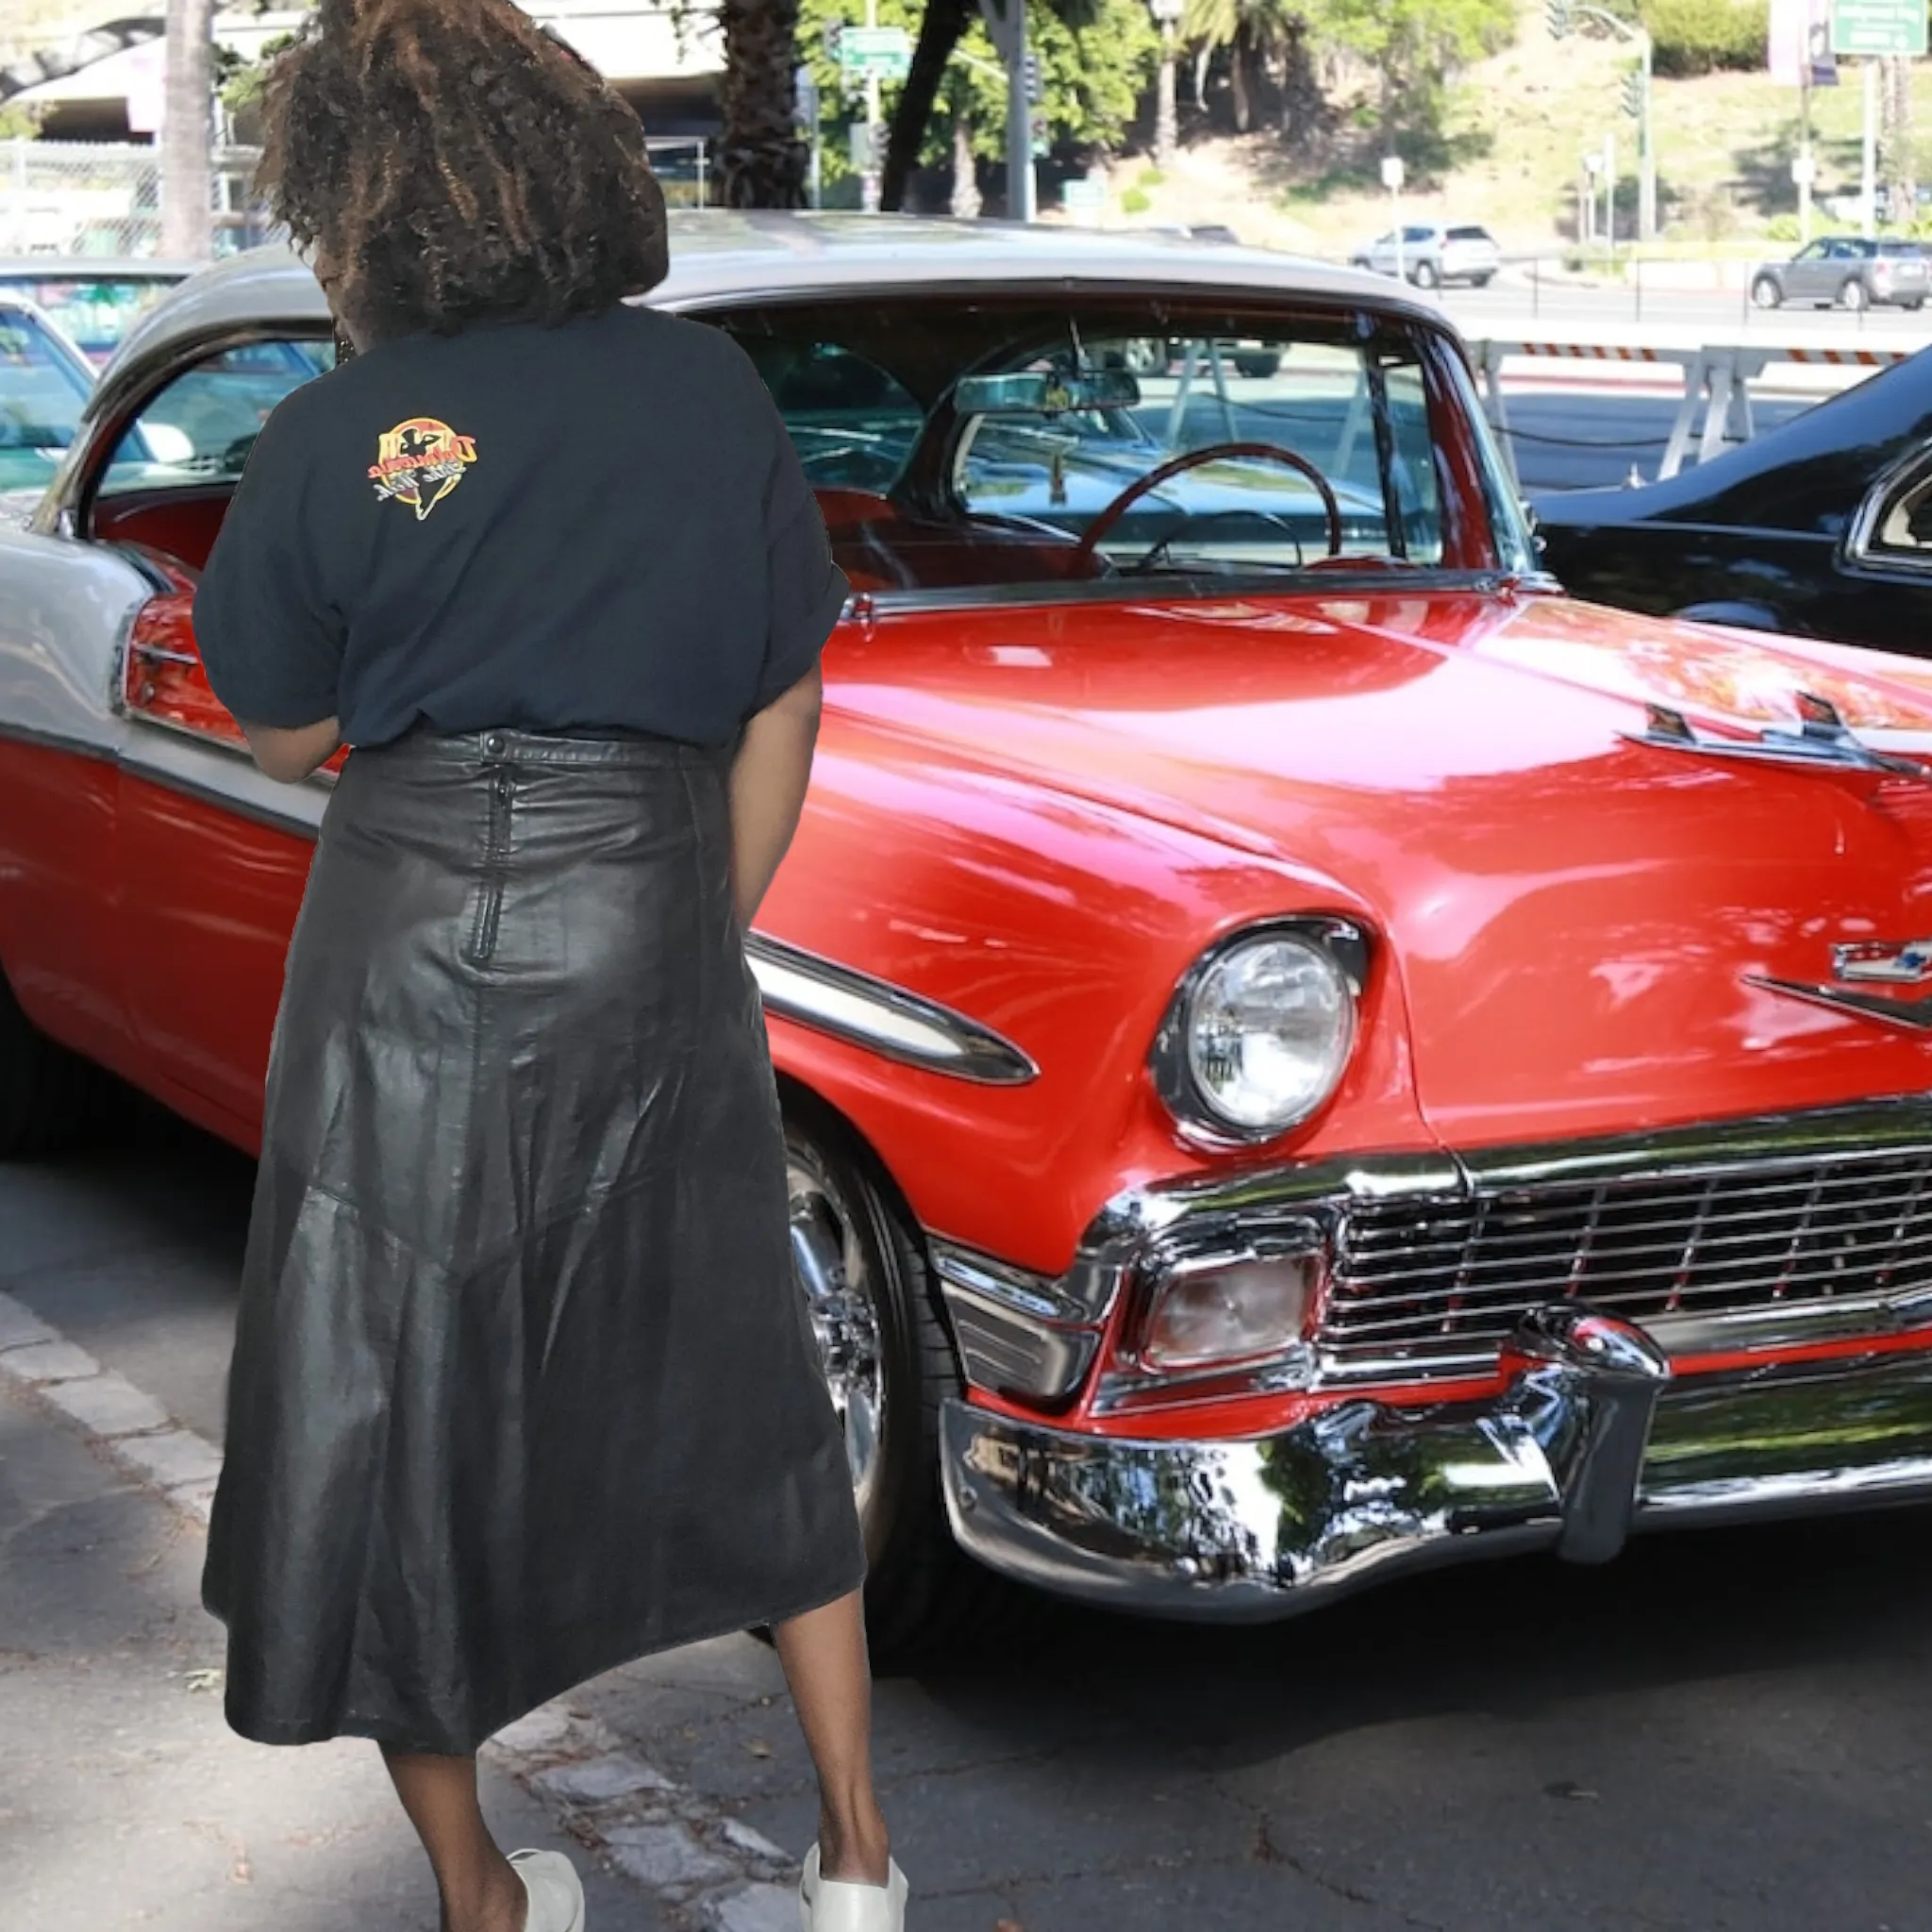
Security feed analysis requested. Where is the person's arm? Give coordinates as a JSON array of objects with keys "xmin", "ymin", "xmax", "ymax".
[
  {"xmin": 727, "ymin": 662, "xmax": 823, "ymax": 932},
  {"xmin": 239, "ymin": 717, "xmax": 342, "ymax": 784}
]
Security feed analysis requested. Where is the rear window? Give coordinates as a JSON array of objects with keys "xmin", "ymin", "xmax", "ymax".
[
  {"xmin": 1446, "ymin": 226, "xmax": 1494, "ymax": 242},
  {"xmin": 1880, "ymin": 242, "xmax": 1924, "ymax": 257}
]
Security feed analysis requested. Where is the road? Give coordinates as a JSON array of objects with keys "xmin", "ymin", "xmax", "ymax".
[
  {"xmin": 5, "ymin": 1103, "xmax": 1932, "ymax": 1932},
  {"xmin": 1438, "ymin": 276, "xmax": 1932, "ymax": 340}
]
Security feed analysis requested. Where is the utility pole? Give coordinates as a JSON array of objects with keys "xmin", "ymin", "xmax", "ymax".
[
  {"xmin": 978, "ymin": 0, "xmax": 1034, "ymax": 223},
  {"xmin": 860, "ymin": 0, "xmax": 881, "ymax": 214},
  {"xmin": 1150, "ymin": 0, "xmax": 1182, "ymax": 169},
  {"xmin": 1551, "ymin": 1, "xmax": 1656, "ymax": 242},
  {"xmin": 1862, "ymin": 57, "xmax": 1878, "ymax": 236},
  {"xmin": 160, "ymin": 0, "xmax": 215, "ymax": 260}
]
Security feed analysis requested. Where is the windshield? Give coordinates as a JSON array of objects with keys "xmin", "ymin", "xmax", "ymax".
[
  {"xmin": 721, "ymin": 299, "xmax": 1528, "ymax": 591},
  {"xmin": 0, "ymin": 307, "xmax": 92, "ymax": 494}
]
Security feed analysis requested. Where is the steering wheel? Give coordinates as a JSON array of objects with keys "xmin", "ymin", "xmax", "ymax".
[{"xmin": 1068, "ymin": 441, "xmax": 1343, "ymax": 574}]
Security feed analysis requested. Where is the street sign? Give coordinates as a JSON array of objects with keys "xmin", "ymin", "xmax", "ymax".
[
  {"xmin": 1380, "ymin": 155, "xmax": 1405, "ymax": 192},
  {"xmin": 839, "ymin": 25, "xmax": 913, "ymax": 80},
  {"xmin": 1061, "ymin": 176, "xmax": 1106, "ymax": 212},
  {"xmin": 1831, "ymin": 0, "xmax": 1928, "ymax": 58}
]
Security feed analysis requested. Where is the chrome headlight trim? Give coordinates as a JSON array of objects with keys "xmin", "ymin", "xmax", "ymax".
[{"xmin": 1149, "ymin": 917, "xmax": 1370, "ymax": 1146}]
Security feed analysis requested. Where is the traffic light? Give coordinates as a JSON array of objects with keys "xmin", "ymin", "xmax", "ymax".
[
  {"xmin": 1022, "ymin": 50, "xmax": 1042, "ymax": 106},
  {"xmin": 1621, "ymin": 67, "xmax": 1643, "ymax": 120},
  {"xmin": 1547, "ymin": 0, "xmax": 1571, "ymax": 39}
]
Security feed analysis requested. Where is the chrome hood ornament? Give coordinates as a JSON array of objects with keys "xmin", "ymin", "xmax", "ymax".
[
  {"xmin": 1752, "ymin": 936, "xmax": 1932, "ymax": 1030},
  {"xmin": 1632, "ymin": 691, "xmax": 1927, "ymax": 778}
]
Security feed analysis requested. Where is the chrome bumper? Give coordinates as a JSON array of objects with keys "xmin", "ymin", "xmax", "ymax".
[{"xmin": 939, "ymin": 1303, "xmax": 1932, "ymax": 1620}]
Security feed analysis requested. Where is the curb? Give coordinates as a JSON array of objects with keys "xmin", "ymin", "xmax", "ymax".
[{"xmin": 0, "ymin": 1285, "xmax": 806, "ymax": 1929}]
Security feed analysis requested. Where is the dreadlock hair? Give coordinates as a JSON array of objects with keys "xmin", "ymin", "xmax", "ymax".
[{"xmin": 259, "ymin": 0, "xmax": 669, "ymax": 342}]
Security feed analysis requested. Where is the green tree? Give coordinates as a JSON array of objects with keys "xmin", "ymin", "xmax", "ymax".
[
  {"xmin": 1299, "ymin": 0, "xmax": 1515, "ymax": 154},
  {"xmin": 802, "ymin": 0, "xmax": 1156, "ymax": 207},
  {"xmin": 1183, "ymin": 0, "xmax": 1308, "ymax": 135}
]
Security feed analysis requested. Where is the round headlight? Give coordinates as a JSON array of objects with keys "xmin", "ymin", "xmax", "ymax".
[{"xmin": 1162, "ymin": 930, "xmax": 1358, "ymax": 1139}]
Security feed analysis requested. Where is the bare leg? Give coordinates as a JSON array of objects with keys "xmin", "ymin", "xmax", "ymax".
[
  {"xmin": 382, "ymin": 1749, "xmax": 528, "ymax": 1932},
  {"xmin": 772, "ymin": 1590, "xmax": 891, "ymax": 1884}
]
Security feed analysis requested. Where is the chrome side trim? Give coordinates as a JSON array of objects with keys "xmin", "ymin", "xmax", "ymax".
[
  {"xmin": 928, "ymin": 1238, "xmax": 1102, "ymax": 1404},
  {"xmin": 940, "ymin": 1304, "xmax": 1932, "ymax": 1622},
  {"xmin": 746, "ymin": 935, "xmax": 1037, "ymax": 1087}
]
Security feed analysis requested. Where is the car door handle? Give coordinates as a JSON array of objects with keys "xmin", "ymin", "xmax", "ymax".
[{"xmin": 129, "ymin": 641, "xmax": 199, "ymax": 667}]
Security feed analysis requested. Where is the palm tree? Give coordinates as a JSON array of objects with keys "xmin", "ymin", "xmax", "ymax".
[
  {"xmin": 160, "ymin": 0, "xmax": 215, "ymax": 259},
  {"xmin": 1183, "ymin": 0, "xmax": 1301, "ymax": 136},
  {"xmin": 716, "ymin": 0, "xmax": 810, "ymax": 207}
]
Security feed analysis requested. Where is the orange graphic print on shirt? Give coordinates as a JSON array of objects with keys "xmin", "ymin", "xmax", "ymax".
[{"xmin": 368, "ymin": 417, "xmax": 479, "ymax": 521}]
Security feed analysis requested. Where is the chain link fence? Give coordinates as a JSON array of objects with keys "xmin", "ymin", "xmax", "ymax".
[
  {"xmin": 0, "ymin": 135, "xmax": 712, "ymax": 257},
  {"xmin": 0, "ymin": 139, "xmax": 268, "ymax": 258}
]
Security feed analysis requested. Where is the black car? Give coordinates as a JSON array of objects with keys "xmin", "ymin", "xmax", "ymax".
[{"xmin": 1532, "ymin": 346, "xmax": 1932, "ymax": 653}]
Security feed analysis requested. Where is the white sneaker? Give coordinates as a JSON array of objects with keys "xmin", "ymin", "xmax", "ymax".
[
  {"xmin": 799, "ymin": 1842, "xmax": 908, "ymax": 1932},
  {"xmin": 509, "ymin": 1848, "xmax": 586, "ymax": 1932}
]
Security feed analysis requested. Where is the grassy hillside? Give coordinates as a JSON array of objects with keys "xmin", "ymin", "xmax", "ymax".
[{"xmin": 1081, "ymin": 1, "xmax": 1932, "ymax": 258}]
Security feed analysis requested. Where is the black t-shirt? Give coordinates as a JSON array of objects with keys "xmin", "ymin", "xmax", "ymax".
[{"xmin": 193, "ymin": 304, "xmax": 849, "ymax": 749}]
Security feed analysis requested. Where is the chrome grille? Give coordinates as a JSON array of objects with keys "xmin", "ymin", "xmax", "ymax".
[{"xmin": 1321, "ymin": 1145, "xmax": 1932, "ymax": 1369}]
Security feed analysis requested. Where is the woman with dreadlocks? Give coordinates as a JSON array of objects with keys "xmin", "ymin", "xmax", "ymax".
[{"xmin": 191, "ymin": 4, "xmax": 904, "ymax": 1928}]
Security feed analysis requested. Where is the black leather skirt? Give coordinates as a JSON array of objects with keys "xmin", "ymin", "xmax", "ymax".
[{"xmin": 202, "ymin": 729, "xmax": 866, "ymax": 1754}]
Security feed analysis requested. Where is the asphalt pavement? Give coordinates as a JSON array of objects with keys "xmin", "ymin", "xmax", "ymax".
[
  {"xmin": 1438, "ymin": 275, "xmax": 1932, "ymax": 340},
  {"xmin": 6, "ymin": 1102, "xmax": 1932, "ymax": 1932}
]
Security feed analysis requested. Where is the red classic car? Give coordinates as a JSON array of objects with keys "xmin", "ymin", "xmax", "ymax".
[{"xmin": 7, "ymin": 216, "xmax": 1932, "ymax": 1656}]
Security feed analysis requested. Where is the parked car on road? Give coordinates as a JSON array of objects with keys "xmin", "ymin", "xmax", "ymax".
[
  {"xmin": 1533, "ymin": 343, "xmax": 1932, "ymax": 653},
  {"xmin": 8, "ymin": 220, "xmax": 1932, "ymax": 1656},
  {"xmin": 1750, "ymin": 236, "xmax": 1928, "ymax": 312},
  {"xmin": 1351, "ymin": 222, "xmax": 1501, "ymax": 290},
  {"xmin": 0, "ymin": 259, "xmax": 191, "ymax": 366}
]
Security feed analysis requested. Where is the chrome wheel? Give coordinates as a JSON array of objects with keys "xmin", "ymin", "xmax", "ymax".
[{"xmin": 788, "ymin": 1148, "xmax": 886, "ymax": 1514}]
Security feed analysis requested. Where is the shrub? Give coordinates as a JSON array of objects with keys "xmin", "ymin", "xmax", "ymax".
[
  {"xmin": 1137, "ymin": 165, "xmax": 1165, "ymax": 188},
  {"xmin": 1122, "ymin": 185, "xmax": 1152, "ymax": 213},
  {"xmin": 1642, "ymin": 0, "xmax": 1768, "ymax": 77}
]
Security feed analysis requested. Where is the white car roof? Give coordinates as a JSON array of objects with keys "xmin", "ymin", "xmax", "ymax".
[{"xmin": 98, "ymin": 209, "xmax": 1441, "ymax": 401}]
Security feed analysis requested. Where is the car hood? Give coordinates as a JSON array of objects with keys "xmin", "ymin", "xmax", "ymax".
[{"xmin": 835, "ymin": 586, "xmax": 1932, "ymax": 1145}]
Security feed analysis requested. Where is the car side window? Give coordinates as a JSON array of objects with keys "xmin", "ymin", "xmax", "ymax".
[
  {"xmin": 96, "ymin": 338, "xmax": 334, "ymax": 498},
  {"xmin": 0, "ymin": 308, "xmax": 92, "ymax": 494},
  {"xmin": 736, "ymin": 338, "xmax": 924, "ymax": 494},
  {"xmin": 1796, "ymin": 242, "xmax": 1826, "ymax": 260},
  {"xmin": 1865, "ymin": 458, "xmax": 1932, "ymax": 563}
]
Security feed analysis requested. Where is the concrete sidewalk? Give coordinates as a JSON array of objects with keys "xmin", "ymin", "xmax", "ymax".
[{"xmin": 0, "ymin": 1373, "xmax": 664, "ymax": 1932}]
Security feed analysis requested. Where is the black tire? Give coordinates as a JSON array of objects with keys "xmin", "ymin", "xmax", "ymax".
[
  {"xmin": 1751, "ymin": 275, "xmax": 1783, "ymax": 310},
  {"xmin": 1840, "ymin": 276, "xmax": 1871, "ymax": 311},
  {"xmin": 0, "ymin": 968, "xmax": 118, "ymax": 1158},
  {"xmin": 781, "ymin": 1093, "xmax": 1041, "ymax": 1666},
  {"xmin": 1409, "ymin": 259, "xmax": 1441, "ymax": 290},
  {"xmin": 1470, "ymin": 272, "xmax": 1494, "ymax": 289},
  {"xmin": 1905, "ymin": 297, "xmax": 1926, "ymax": 312},
  {"xmin": 1232, "ymin": 350, "xmax": 1281, "ymax": 378}
]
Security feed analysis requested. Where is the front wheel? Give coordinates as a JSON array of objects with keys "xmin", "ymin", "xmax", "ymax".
[
  {"xmin": 783, "ymin": 1096, "xmax": 1036, "ymax": 1663},
  {"xmin": 1751, "ymin": 275, "xmax": 1783, "ymax": 310},
  {"xmin": 0, "ymin": 969, "xmax": 120, "ymax": 1158},
  {"xmin": 1840, "ymin": 277, "xmax": 1871, "ymax": 311}
]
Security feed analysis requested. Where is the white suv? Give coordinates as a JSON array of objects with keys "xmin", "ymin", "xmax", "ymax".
[{"xmin": 1351, "ymin": 224, "xmax": 1502, "ymax": 291}]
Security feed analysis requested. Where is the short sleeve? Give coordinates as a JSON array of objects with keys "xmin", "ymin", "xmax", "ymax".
[
  {"xmin": 752, "ymin": 381, "xmax": 850, "ymax": 713},
  {"xmin": 193, "ymin": 391, "xmax": 346, "ymax": 730}
]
